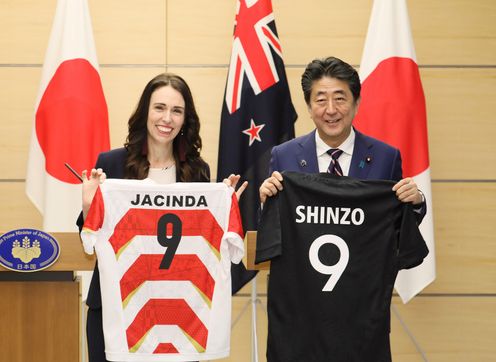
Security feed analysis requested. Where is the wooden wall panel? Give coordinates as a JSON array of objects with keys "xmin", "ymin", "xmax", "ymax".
[
  {"xmin": 0, "ymin": 68, "xmax": 41, "ymax": 179},
  {"xmin": 167, "ymin": 0, "xmax": 371, "ymax": 65},
  {"xmin": 422, "ymin": 68, "xmax": 496, "ymax": 179},
  {"xmin": 0, "ymin": 183, "xmax": 41, "ymax": 231},
  {"xmin": 88, "ymin": 0, "xmax": 166, "ymax": 64},
  {"xmin": 287, "ymin": 67, "xmax": 316, "ymax": 137},
  {"xmin": 0, "ymin": 0, "xmax": 56, "ymax": 63},
  {"xmin": 272, "ymin": 0, "xmax": 372, "ymax": 65},
  {"xmin": 410, "ymin": 0, "xmax": 496, "ymax": 65},
  {"xmin": 426, "ymin": 182, "xmax": 496, "ymax": 293},
  {"xmin": 167, "ymin": 0, "xmax": 235, "ymax": 65},
  {"xmin": 166, "ymin": 0, "xmax": 496, "ymax": 66},
  {"xmin": 277, "ymin": 0, "xmax": 496, "ymax": 65},
  {"xmin": 2, "ymin": 0, "xmax": 495, "ymax": 66},
  {"xmin": 0, "ymin": 0, "xmax": 166, "ymax": 65},
  {"xmin": 391, "ymin": 296, "xmax": 496, "ymax": 362}
]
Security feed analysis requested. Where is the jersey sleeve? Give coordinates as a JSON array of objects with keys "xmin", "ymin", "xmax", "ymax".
[
  {"xmin": 255, "ymin": 193, "xmax": 282, "ymax": 263},
  {"xmin": 397, "ymin": 203, "xmax": 429, "ymax": 270},
  {"xmin": 226, "ymin": 192, "xmax": 244, "ymax": 264},
  {"xmin": 80, "ymin": 187, "xmax": 105, "ymax": 255}
]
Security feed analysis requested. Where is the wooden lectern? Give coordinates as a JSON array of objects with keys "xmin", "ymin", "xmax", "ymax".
[
  {"xmin": 0, "ymin": 232, "xmax": 95, "ymax": 362},
  {"xmin": 245, "ymin": 230, "xmax": 270, "ymax": 271}
]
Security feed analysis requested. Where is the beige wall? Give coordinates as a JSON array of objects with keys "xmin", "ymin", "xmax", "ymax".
[{"xmin": 1, "ymin": 0, "xmax": 495, "ymax": 361}]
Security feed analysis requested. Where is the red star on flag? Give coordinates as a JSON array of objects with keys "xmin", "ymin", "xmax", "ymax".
[{"xmin": 242, "ymin": 119, "xmax": 265, "ymax": 146}]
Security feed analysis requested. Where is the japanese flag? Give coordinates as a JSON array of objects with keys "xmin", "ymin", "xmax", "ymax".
[
  {"xmin": 26, "ymin": 0, "xmax": 109, "ymax": 232},
  {"xmin": 354, "ymin": 0, "xmax": 436, "ymax": 302}
]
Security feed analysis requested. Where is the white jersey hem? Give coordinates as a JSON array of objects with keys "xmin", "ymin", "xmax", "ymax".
[{"xmin": 106, "ymin": 350, "xmax": 229, "ymax": 361}]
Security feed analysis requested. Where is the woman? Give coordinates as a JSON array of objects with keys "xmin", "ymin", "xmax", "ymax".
[{"xmin": 77, "ymin": 73, "xmax": 246, "ymax": 362}]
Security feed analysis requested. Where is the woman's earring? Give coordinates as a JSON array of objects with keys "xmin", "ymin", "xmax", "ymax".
[{"xmin": 178, "ymin": 129, "xmax": 186, "ymax": 162}]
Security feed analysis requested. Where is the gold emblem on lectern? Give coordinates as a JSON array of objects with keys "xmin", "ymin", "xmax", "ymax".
[
  {"xmin": 0, "ymin": 229, "xmax": 60, "ymax": 272},
  {"xmin": 11, "ymin": 236, "xmax": 41, "ymax": 263}
]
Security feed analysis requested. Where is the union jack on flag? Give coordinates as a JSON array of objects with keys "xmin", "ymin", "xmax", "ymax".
[{"xmin": 225, "ymin": 0, "xmax": 283, "ymax": 114}]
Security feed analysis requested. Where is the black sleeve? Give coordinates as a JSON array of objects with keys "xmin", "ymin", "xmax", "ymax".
[
  {"xmin": 231, "ymin": 263, "xmax": 258, "ymax": 295},
  {"xmin": 255, "ymin": 193, "xmax": 282, "ymax": 264},
  {"xmin": 397, "ymin": 203, "xmax": 429, "ymax": 270},
  {"xmin": 412, "ymin": 198, "xmax": 427, "ymax": 224},
  {"xmin": 76, "ymin": 211, "xmax": 84, "ymax": 232}
]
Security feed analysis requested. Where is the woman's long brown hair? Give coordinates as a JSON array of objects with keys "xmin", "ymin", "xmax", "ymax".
[{"xmin": 123, "ymin": 73, "xmax": 209, "ymax": 182}]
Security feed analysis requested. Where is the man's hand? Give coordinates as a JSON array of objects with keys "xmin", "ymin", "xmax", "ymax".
[
  {"xmin": 392, "ymin": 177, "xmax": 423, "ymax": 205},
  {"xmin": 259, "ymin": 171, "xmax": 284, "ymax": 204}
]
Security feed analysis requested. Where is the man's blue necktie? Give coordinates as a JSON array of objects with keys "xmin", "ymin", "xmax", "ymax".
[{"xmin": 327, "ymin": 148, "xmax": 344, "ymax": 176}]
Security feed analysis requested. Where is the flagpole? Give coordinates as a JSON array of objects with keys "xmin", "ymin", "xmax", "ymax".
[{"xmin": 250, "ymin": 277, "xmax": 259, "ymax": 362}]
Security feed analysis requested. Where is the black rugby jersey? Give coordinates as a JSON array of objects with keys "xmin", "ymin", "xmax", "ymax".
[{"xmin": 256, "ymin": 172, "xmax": 428, "ymax": 362}]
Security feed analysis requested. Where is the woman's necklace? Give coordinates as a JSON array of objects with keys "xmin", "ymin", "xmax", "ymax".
[{"xmin": 161, "ymin": 163, "xmax": 175, "ymax": 171}]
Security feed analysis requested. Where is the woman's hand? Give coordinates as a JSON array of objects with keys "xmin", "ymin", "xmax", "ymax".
[
  {"xmin": 82, "ymin": 168, "xmax": 106, "ymax": 218},
  {"xmin": 223, "ymin": 174, "xmax": 248, "ymax": 201}
]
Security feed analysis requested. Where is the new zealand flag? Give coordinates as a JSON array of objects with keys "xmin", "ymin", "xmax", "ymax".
[
  {"xmin": 218, "ymin": 0, "xmax": 297, "ymax": 230},
  {"xmin": 217, "ymin": 0, "xmax": 297, "ymax": 291}
]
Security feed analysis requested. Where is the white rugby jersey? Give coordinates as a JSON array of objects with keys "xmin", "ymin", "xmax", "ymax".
[{"xmin": 81, "ymin": 179, "xmax": 244, "ymax": 361}]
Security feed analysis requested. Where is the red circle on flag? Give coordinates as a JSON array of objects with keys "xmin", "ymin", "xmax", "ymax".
[
  {"xmin": 354, "ymin": 57, "xmax": 429, "ymax": 177},
  {"xmin": 35, "ymin": 59, "xmax": 110, "ymax": 184}
]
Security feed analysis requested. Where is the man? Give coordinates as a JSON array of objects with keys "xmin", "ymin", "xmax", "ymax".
[
  {"xmin": 256, "ymin": 56, "xmax": 428, "ymax": 362},
  {"xmin": 259, "ymin": 56, "xmax": 425, "ymax": 217}
]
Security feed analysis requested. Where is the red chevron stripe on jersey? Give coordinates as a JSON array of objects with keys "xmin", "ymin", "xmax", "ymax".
[
  {"xmin": 153, "ymin": 343, "xmax": 178, "ymax": 354},
  {"xmin": 120, "ymin": 254, "xmax": 215, "ymax": 305},
  {"xmin": 109, "ymin": 209, "xmax": 224, "ymax": 256},
  {"xmin": 229, "ymin": 193, "xmax": 244, "ymax": 238},
  {"xmin": 127, "ymin": 299, "xmax": 208, "ymax": 353}
]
